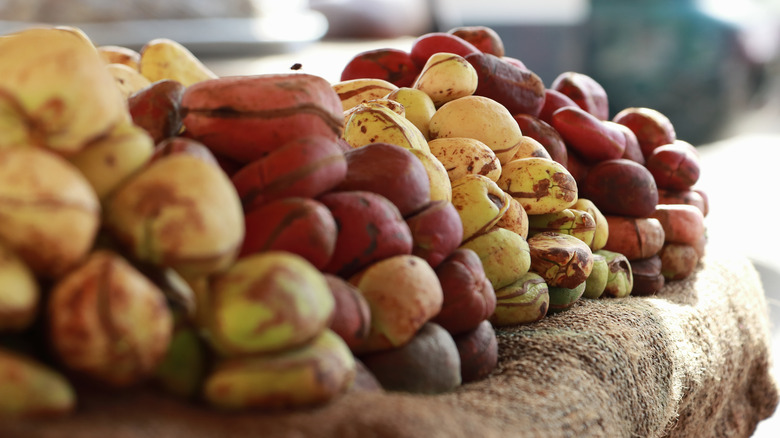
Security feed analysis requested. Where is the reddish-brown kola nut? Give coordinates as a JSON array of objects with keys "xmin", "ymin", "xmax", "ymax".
[
  {"xmin": 603, "ymin": 216, "xmax": 665, "ymax": 261},
  {"xmin": 240, "ymin": 197, "xmax": 338, "ymax": 270},
  {"xmin": 230, "ymin": 135, "xmax": 347, "ymax": 212},
  {"xmin": 651, "ymin": 204, "xmax": 705, "ymax": 246},
  {"xmin": 409, "ymin": 32, "xmax": 481, "ymax": 67},
  {"xmin": 453, "ymin": 319, "xmax": 498, "ymax": 383},
  {"xmin": 181, "ymin": 73, "xmax": 344, "ymax": 163},
  {"xmin": 659, "ymin": 243, "xmax": 700, "ymax": 281},
  {"xmin": 551, "ymin": 106, "xmax": 626, "ymax": 163},
  {"xmin": 128, "ymin": 79, "xmax": 185, "ymax": 145},
  {"xmin": 465, "ymin": 52, "xmax": 546, "ymax": 117},
  {"xmin": 513, "ymin": 114, "xmax": 568, "ymax": 166},
  {"xmin": 581, "ymin": 158, "xmax": 659, "ymax": 218},
  {"xmin": 550, "ymin": 71, "xmax": 609, "ymax": 121},
  {"xmin": 630, "ymin": 255, "xmax": 665, "ymax": 296},
  {"xmin": 538, "ymin": 88, "xmax": 578, "ymax": 124},
  {"xmin": 645, "ymin": 143, "xmax": 701, "ymax": 191},
  {"xmin": 612, "ymin": 107, "xmax": 676, "ymax": 159},
  {"xmin": 448, "ymin": 25, "xmax": 506, "ymax": 57},
  {"xmin": 340, "ymin": 48, "xmax": 421, "ymax": 88}
]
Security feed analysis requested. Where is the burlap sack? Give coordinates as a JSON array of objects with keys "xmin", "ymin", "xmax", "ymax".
[{"xmin": 1, "ymin": 244, "xmax": 777, "ymax": 437}]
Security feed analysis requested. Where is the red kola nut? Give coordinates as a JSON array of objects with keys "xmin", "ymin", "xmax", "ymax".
[
  {"xmin": 409, "ymin": 32, "xmax": 481, "ymax": 67},
  {"xmin": 612, "ymin": 107, "xmax": 676, "ymax": 159},
  {"xmin": 240, "ymin": 197, "xmax": 338, "ymax": 270},
  {"xmin": 453, "ymin": 319, "xmax": 498, "ymax": 383},
  {"xmin": 512, "ymin": 114, "xmax": 568, "ymax": 166},
  {"xmin": 538, "ymin": 88, "xmax": 578, "ymax": 125},
  {"xmin": 602, "ymin": 216, "xmax": 665, "ymax": 261},
  {"xmin": 405, "ymin": 200, "xmax": 464, "ymax": 269},
  {"xmin": 340, "ymin": 48, "xmax": 421, "ymax": 88},
  {"xmin": 551, "ymin": 106, "xmax": 626, "ymax": 163},
  {"xmin": 581, "ymin": 159, "xmax": 659, "ymax": 218},
  {"xmin": 128, "ymin": 79, "xmax": 185, "ymax": 145},
  {"xmin": 650, "ymin": 204, "xmax": 705, "ymax": 246},
  {"xmin": 610, "ymin": 121, "xmax": 645, "ymax": 165},
  {"xmin": 645, "ymin": 143, "xmax": 701, "ymax": 191},
  {"xmin": 550, "ymin": 71, "xmax": 609, "ymax": 121},
  {"xmin": 448, "ymin": 25, "xmax": 506, "ymax": 57},
  {"xmin": 324, "ymin": 274, "xmax": 371, "ymax": 351}
]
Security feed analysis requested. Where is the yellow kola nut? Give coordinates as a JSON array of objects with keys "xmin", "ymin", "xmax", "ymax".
[{"xmin": 412, "ymin": 52, "xmax": 478, "ymax": 107}]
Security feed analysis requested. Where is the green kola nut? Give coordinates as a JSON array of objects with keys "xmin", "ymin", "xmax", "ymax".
[
  {"xmin": 206, "ymin": 251, "xmax": 335, "ymax": 356},
  {"xmin": 595, "ymin": 249, "xmax": 634, "ymax": 298},
  {"xmin": 0, "ymin": 243, "xmax": 39, "ymax": 332},
  {"xmin": 547, "ymin": 281, "xmax": 586, "ymax": 314},
  {"xmin": 0, "ymin": 348, "xmax": 75, "ymax": 418},
  {"xmin": 490, "ymin": 272, "xmax": 549, "ymax": 326},
  {"xmin": 461, "ymin": 227, "xmax": 531, "ymax": 290},
  {"xmin": 527, "ymin": 208, "xmax": 596, "ymax": 247},
  {"xmin": 154, "ymin": 312, "xmax": 208, "ymax": 399},
  {"xmin": 203, "ymin": 329, "xmax": 356, "ymax": 410},
  {"xmin": 450, "ymin": 174, "xmax": 512, "ymax": 242},
  {"xmin": 582, "ymin": 253, "xmax": 609, "ymax": 299},
  {"xmin": 497, "ymin": 157, "xmax": 578, "ymax": 215},
  {"xmin": 571, "ymin": 198, "xmax": 609, "ymax": 251}
]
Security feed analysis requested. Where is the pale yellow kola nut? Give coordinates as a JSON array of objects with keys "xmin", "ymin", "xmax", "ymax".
[
  {"xmin": 98, "ymin": 45, "xmax": 142, "ymax": 70},
  {"xmin": 139, "ymin": 38, "xmax": 218, "ymax": 87},
  {"xmin": 408, "ymin": 148, "xmax": 452, "ymax": 203},
  {"xmin": 495, "ymin": 197, "xmax": 530, "ymax": 239},
  {"xmin": 427, "ymin": 137, "xmax": 501, "ymax": 182},
  {"xmin": 333, "ymin": 78, "xmax": 398, "ymax": 112},
  {"xmin": 0, "ymin": 242, "xmax": 40, "ymax": 332},
  {"xmin": 412, "ymin": 52, "xmax": 478, "ymax": 107},
  {"xmin": 343, "ymin": 104, "xmax": 430, "ymax": 153},
  {"xmin": 509, "ymin": 135, "xmax": 552, "ymax": 161},
  {"xmin": 343, "ymin": 98, "xmax": 405, "ymax": 125},
  {"xmin": 429, "ymin": 95, "xmax": 522, "ymax": 165},
  {"xmin": 0, "ymin": 27, "xmax": 129, "ymax": 155},
  {"xmin": 106, "ymin": 63, "xmax": 152, "ymax": 99},
  {"xmin": 384, "ymin": 87, "xmax": 436, "ymax": 139}
]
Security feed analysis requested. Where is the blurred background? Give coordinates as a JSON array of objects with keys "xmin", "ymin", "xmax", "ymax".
[{"xmin": 2, "ymin": 0, "xmax": 780, "ymax": 435}]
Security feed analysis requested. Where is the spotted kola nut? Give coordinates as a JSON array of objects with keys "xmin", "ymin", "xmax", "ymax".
[
  {"xmin": 0, "ymin": 243, "xmax": 39, "ymax": 332},
  {"xmin": 659, "ymin": 243, "xmax": 699, "ymax": 281},
  {"xmin": 497, "ymin": 157, "xmax": 578, "ymax": 215},
  {"xmin": 612, "ymin": 107, "xmax": 676, "ymax": 159},
  {"xmin": 348, "ymin": 254, "xmax": 443, "ymax": 354},
  {"xmin": 490, "ymin": 272, "xmax": 549, "ymax": 326},
  {"xmin": 343, "ymin": 98, "xmax": 405, "ymax": 125},
  {"xmin": 343, "ymin": 103, "xmax": 430, "ymax": 152},
  {"xmin": 571, "ymin": 198, "xmax": 609, "ymax": 251},
  {"xmin": 595, "ymin": 249, "xmax": 634, "ymax": 298},
  {"xmin": 106, "ymin": 153, "xmax": 244, "ymax": 278},
  {"xmin": 47, "ymin": 250, "xmax": 172, "ymax": 387},
  {"xmin": 509, "ymin": 136, "xmax": 552, "ymax": 161},
  {"xmin": 495, "ymin": 197, "xmax": 529, "ymax": 239},
  {"xmin": 550, "ymin": 71, "xmax": 609, "ymax": 121},
  {"xmin": 412, "ymin": 52, "xmax": 478, "ymax": 107},
  {"xmin": 409, "ymin": 148, "xmax": 453, "ymax": 203},
  {"xmin": 429, "ymin": 95, "xmax": 523, "ymax": 165},
  {"xmin": 527, "ymin": 208, "xmax": 596, "ymax": 247},
  {"xmin": 0, "ymin": 147, "xmax": 100, "ymax": 279},
  {"xmin": 582, "ymin": 253, "xmax": 609, "ymax": 299},
  {"xmin": 427, "ymin": 137, "xmax": 502, "ymax": 182},
  {"xmin": 547, "ymin": 282, "xmax": 586, "ymax": 314},
  {"xmin": 0, "ymin": 348, "xmax": 76, "ymax": 418},
  {"xmin": 0, "ymin": 27, "xmax": 128, "ymax": 154},
  {"xmin": 581, "ymin": 158, "xmax": 659, "ymax": 218},
  {"xmin": 203, "ymin": 329, "xmax": 355, "ymax": 410},
  {"xmin": 207, "ymin": 252, "xmax": 334, "ymax": 356},
  {"xmin": 333, "ymin": 77, "xmax": 399, "ymax": 112},
  {"xmin": 450, "ymin": 174, "xmax": 511, "ymax": 242},
  {"xmin": 528, "ymin": 231, "xmax": 594, "ymax": 289},
  {"xmin": 384, "ymin": 87, "xmax": 437, "ymax": 139},
  {"xmin": 603, "ymin": 215, "xmax": 665, "ymax": 261},
  {"xmin": 460, "ymin": 227, "xmax": 531, "ymax": 290},
  {"xmin": 106, "ymin": 63, "xmax": 152, "ymax": 99},
  {"xmin": 630, "ymin": 255, "xmax": 664, "ymax": 296},
  {"xmin": 182, "ymin": 73, "xmax": 344, "ymax": 163}
]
